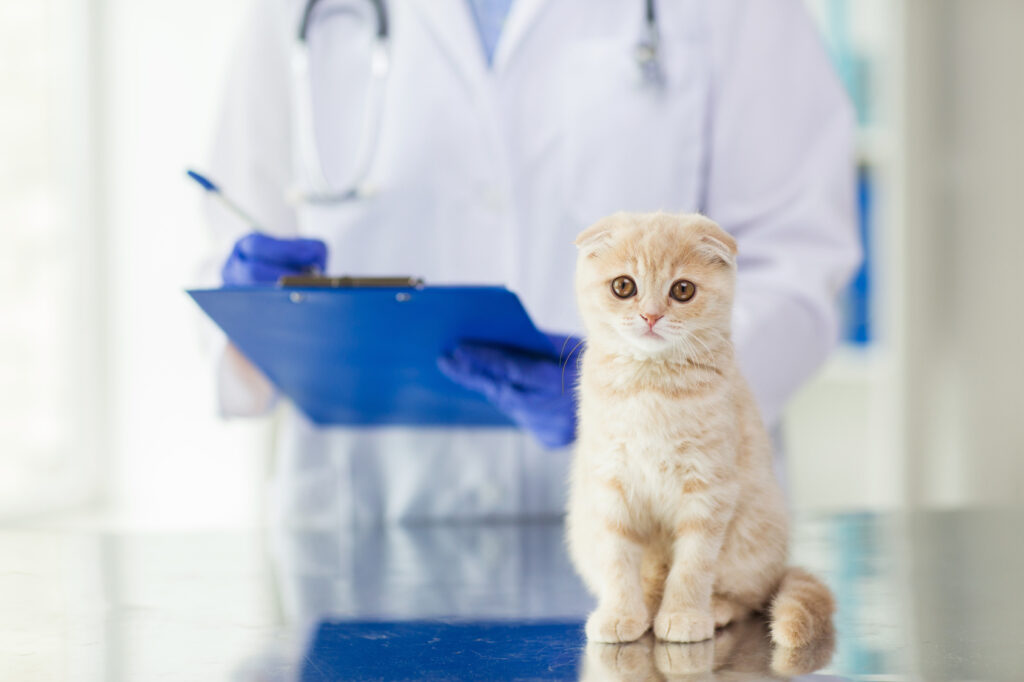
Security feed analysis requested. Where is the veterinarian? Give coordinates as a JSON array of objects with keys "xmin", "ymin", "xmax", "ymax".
[{"xmin": 204, "ymin": 0, "xmax": 860, "ymax": 525}]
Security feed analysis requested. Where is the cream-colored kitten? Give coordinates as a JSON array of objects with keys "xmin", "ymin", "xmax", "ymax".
[{"xmin": 567, "ymin": 212, "xmax": 835, "ymax": 647}]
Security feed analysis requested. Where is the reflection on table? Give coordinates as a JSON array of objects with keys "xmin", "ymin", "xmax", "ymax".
[
  {"xmin": 270, "ymin": 521, "xmax": 837, "ymax": 680},
  {"xmin": 2, "ymin": 510, "xmax": 1022, "ymax": 680}
]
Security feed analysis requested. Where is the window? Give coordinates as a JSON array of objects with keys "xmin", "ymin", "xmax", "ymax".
[{"xmin": 0, "ymin": 0, "xmax": 102, "ymax": 517}]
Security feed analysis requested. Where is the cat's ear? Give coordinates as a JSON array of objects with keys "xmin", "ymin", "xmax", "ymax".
[
  {"xmin": 693, "ymin": 221, "xmax": 738, "ymax": 268},
  {"xmin": 574, "ymin": 221, "xmax": 614, "ymax": 258}
]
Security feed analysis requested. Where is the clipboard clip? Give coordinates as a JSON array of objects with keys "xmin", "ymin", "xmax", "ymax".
[{"xmin": 278, "ymin": 275, "xmax": 425, "ymax": 288}]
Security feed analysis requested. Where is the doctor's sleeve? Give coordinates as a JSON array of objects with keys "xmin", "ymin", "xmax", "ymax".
[
  {"xmin": 703, "ymin": 0, "xmax": 861, "ymax": 427},
  {"xmin": 201, "ymin": 0, "xmax": 298, "ymax": 417}
]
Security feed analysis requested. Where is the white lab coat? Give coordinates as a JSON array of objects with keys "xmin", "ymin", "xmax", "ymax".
[{"xmin": 205, "ymin": 0, "xmax": 859, "ymax": 525}]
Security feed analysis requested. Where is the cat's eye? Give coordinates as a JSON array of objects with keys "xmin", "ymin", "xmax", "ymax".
[
  {"xmin": 670, "ymin": 280, "xmax": 697, "ymax": 302},
  {"xmin": 611, "ymin": 276, "xmax": 637, "ymax": 299}
]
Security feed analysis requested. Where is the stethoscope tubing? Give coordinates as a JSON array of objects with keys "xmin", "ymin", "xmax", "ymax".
[
  {"xmin": 290, "ymin": 0, "xmax": 661, "ymax": 206},
  {"xmin": 299, "ymin": 0, "xmax": 388, "ymax": 42},
  {"xmin": 291, "ymin": 0, "xmax": 391, "ymax": 204}
]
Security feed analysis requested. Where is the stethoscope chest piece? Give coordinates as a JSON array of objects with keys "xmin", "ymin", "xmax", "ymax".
[{"xmin": 635, "ymin": 0, "xmax": 664, "ymax": 88}]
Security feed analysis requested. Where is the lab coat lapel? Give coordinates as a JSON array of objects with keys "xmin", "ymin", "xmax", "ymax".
[
  {"xmin": 404, "ymin": 0, "xmax": 488, "ymax": 91},
  {"xmin": 491, "ymin": 0, "xmax": 551, "ymax": 73}
]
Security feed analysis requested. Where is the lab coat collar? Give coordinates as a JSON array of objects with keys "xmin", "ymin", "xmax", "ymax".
[{"xmin": 404, "ymin": 0, "xmax": 550, "ymax": 88}]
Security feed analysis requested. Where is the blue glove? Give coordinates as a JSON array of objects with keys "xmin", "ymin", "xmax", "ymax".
[
  {"xmin": 438, "ymin": 333, "xmax": 584, "ymax": 449},
  {"xmin": 221, "ymin": 232, "xmax": 328, "ymax": 286}
]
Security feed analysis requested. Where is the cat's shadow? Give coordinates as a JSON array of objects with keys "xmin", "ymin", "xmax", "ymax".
[{"xmin": 579, "ymin": 613, "xmax": 837, "ymax": 681}]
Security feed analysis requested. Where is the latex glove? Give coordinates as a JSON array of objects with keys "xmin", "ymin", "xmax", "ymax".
[
  {"xmin": 438, "ymin": 333, "xmax": 584, "ymax": 449},
  {"xmin": 221, "ymin": 232, "xmax": 328, "ymax": 286}
]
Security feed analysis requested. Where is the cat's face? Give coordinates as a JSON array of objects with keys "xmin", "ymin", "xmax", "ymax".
[{"xmin": 574, "ymin": 213, "xmax": 737, "ymax": 358}]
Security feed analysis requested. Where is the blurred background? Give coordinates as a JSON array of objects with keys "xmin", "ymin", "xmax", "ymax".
[{"xmin": 2, "ymin": 0, "xmax": 1022, "ymax": 528}]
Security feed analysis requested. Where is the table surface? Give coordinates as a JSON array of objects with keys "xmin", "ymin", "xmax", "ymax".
[{"xmin": 1, "ymin": 509, "xmax": 1021, "ymax": 681}]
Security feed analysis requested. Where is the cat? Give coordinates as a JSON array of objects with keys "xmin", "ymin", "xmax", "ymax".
[{"xmin": 566, "ymin": 212, "xmax": 835, "ymax": 648}]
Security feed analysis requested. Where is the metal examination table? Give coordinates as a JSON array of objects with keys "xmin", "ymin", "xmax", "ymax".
[{"xmin": 2, "ymin": 510, "xmax": 1021, "ymax": 680}]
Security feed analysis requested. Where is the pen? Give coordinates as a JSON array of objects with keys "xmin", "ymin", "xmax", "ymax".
[
  {"xmin": 186, "ymin": 169, "xmax": 270, "ymax": 233},
  {"xmin": 187, "ymin": 168, "xmax": 321, "ymax": 276}
]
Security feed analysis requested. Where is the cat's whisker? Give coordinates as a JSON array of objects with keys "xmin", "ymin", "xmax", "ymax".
[
  {"xmin": 686, "ymin": 331, "xmax": 717, "ymax": 362},
  {"xmin": 558, "ymin": 334, "xmax": 572, "ymax": 362},
  {"xmin": 680, "ymin": 336, "xmax": 702, "ymax": 366},
  {"xmin": 560, "ymin": 338, "xmax": 587, "ymax": 394}
]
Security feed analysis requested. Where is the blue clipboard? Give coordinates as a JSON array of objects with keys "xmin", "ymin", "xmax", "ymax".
[{"xmin": 188, "ymin": 285, "xmax": 556, "ymax": 426}]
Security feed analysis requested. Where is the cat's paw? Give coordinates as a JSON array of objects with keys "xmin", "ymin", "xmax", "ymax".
[
  {"xmin": 653, "ymin": 609, "xmax": 714, "ymax": 643},
  {"xmin": 585, "ymin": 607, "xmax": 651, "ymax": 643}
]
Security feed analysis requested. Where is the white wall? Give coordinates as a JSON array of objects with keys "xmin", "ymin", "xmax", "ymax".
[
  {"xmin": 785, "ymin": 0, "xmax": 907, "ymax": 511},
  {"xmin": 903, "ymin": 0, "xmax": 1024, "ymax": 507},
  {"xmin": 98, "ymin": 0, "xmax": 272, "ymax": 527}
]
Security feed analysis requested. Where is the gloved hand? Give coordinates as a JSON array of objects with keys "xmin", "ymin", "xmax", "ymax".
[
  {"xmin": 438, "ymin": 333, "xmax": 584, "ymax": 449},
  {"xmin": 221, "ymin": 232, "xmax": 328, "ymax": 286}
]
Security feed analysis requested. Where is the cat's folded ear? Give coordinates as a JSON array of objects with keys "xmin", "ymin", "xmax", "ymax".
[
  {"xmin": 692, "ymin": 219, "xmax": 738, "ymax": 268},
  {"xmin": 574, "ymin": 219, "xmax": 616, "ymax": 258}
]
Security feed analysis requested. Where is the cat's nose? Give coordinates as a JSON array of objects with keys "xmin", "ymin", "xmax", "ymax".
[{"xmin": 640, "ymin": 313, "xmax": 663, "ymax": 329}]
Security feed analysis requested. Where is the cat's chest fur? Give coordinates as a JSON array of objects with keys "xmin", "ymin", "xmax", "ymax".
[
  {"xmin": 589, "ymin": 364, "xmax": 732, "ymax": 439},
  {"xmin": 587, "ymin": 374, "xmax": 735, "ymax": 477},
  {"xmin": 583, "ymin": 380, "xmax": 736, "ymax": 529}
]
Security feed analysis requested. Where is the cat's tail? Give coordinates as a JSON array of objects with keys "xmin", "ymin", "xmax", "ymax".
[{"xmin": 769, "ymin": 567, "xmax": 836, "ymax": 649}]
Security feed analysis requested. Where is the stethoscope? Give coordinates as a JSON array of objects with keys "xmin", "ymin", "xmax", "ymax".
[{"xmin": 290, "ymin": 0, "xmax": 663, "ymax": 206}]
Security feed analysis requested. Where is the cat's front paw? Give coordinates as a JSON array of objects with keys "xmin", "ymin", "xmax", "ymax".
[
  {"xmin": 653, "ymin": 609, "xmax": 714, "ymax": 643},
  {"xmin": 585, "ymin": 607, "xmax": 650, "ymax": 643}
]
